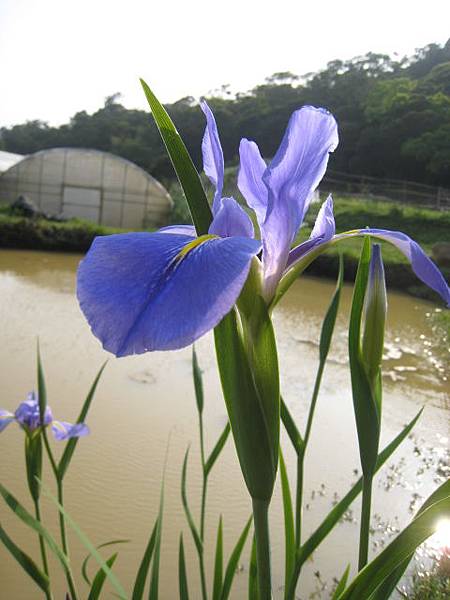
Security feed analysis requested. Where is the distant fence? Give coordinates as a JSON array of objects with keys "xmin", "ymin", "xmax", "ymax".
[{"xmin": 321, "ymin": 170, "xmax": 450, "ymax": 211}]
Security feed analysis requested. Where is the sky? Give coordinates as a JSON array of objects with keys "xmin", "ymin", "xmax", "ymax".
[{"xmin": 1, "ymin": 0, "xmax": 449, "ymax": 127}]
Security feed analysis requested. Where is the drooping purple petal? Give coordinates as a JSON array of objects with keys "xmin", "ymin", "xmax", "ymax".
[
  {"xmin": 200, "ymin": 100, "xmax": 224, "ymax": 213},
  {"xmin": 260, "ymin": 107, "xmax": 338, "ymax": 300},
  {"xmin": 238, "ymin": 139, "xmax": 268, "ymax": 226},
  {"xmin": 345, "ymin": 229, "xmax": 450, "ymax": 306},
  {"xmin": 51, "ymin": 421, "xmax": 90, "ymax": 441},
  {"xmin": 14, "ymin": 392, "xmax": 53, "ymax": 431},
  {"xmin": 77, "ymin": 232, "xmax": 261, "ymax": 355},
  {"xmin": 158, "ymin": 224, "xmax": 196, "ymax": 237},
  {"xmin": 287, "ymin": 195, "xmax": 335, "ymax": 268},
  {"xmin": 280, "ymin": 226, "xmax": 450, "ymax": 307},
  {"xmin": 0, "ymin": 410, "xmax": 15, "ymax": 433},
  {"xmin": 209, "ymin": 197, "xmax": 254, "ymax": 239}
]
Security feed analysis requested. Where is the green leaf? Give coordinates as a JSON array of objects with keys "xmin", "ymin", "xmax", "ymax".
[
  {"xmin": 87, "ymin": 552, "xmax": 118, "ymax": 600},
  {"xmin": 140, "ymin": 79, "xmax": 212, "ymax": 235},
  {"xmin": 131, "ymin": 522, "xmax": 158, "ymax": 600},
  {"xmin": 319, "ymin": 253, "xmax": 344, "ymax": 363},
  {"xmin": 59, "ymin": 362, "xmax": 107, "ymax": 479},
  {"xmin": 148, "ymin": 483, "xmax": 164, "ymax": 600},
  {"xmin": 0, "ymin": 523, "xmax": 50, "ymax": 593},
  {"xmin": 280, "ymin": 398, "xmax": 305, "ymax": 457},
  {"xmin": 367, "ymin": 477, "xmax": 450, "ymax": 600},
  {"xmin": 220, "ymin": 517, "xmax": 252, "ymax": 600},
  {"xmin": 338, "ymin": 489, "xmax": 450, "ymax": 600},
  {"xmin": 348, "ymin": 238, "xmax": 380, "ymax": 477},
  {"xmin": 331, "ymin": 564, "xmax": 351, "ymax": 599},
  {"xmin": 82, "ymin": 539, "xmax": 129, "ymax": 586},
  {"xmin": 279, "ymin": 451, "xmax": 295, "ymax": 594},
  {"xmin": 248, "ymin": 536, "xmax": 258, "ymax": 600},
  {"xmin": 40, "ymin": 481, "xmax": 127, "ymax": 599},
  {"xmin": 286, "ymin": 407, "xmax": 423, "ymax": 598},
  {"xmin": 178, "ymin": 534, "xmax": 189, "ymax": 600},
  {"xmin": 212, "ymin": 516, "xmax": 224, "ymax": 600},
  {"xmin": 204, "ymin": 423, "xmax": 231, "ymax": 478},
  {"xmin": 25, "ymin": 433, "xmax": 43, "ymax": 502},
  {"xmin": 181, "ymin": 448, "xmax": 203, "ymax": 556},
  {"xmin": 0, "ymin": 481, "xmax": 70, "ymax": 574},
  {"xmin": 192, "ymin": 347, "xmax": 204, "ymax": 415},
  {"xmin": 214, "ymin": 307, "xmax": 278, "ymax": 501},
  {"xmin": 36, "ymin": 341, "xmax": 47, "ymax": 424}
]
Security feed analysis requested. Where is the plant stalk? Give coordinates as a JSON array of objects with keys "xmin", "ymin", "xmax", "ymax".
[
  {"xmin": 33, "ymin": 499, "xmax": 52, "ymax": 600},
  {"xmin": 252, "ymin": 498, "xmax": 272, "ymax": 600},
  {"xmin": 358, "ymin": 475, "xmax": 373, "ymax": 570}
]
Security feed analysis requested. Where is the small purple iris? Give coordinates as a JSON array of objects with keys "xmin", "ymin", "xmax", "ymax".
[
  {"xmin": 0, "ymin": 392, "xmax": 89, "ymax": 441},
  {"xmin": 77, "ymin": 102, "xmax": 450, "ymax": 356}
]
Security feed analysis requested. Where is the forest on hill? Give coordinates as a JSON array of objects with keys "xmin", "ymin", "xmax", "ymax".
[{"xmin": 1, "ymin": 40, "xmax": 450, "ymax": 187}]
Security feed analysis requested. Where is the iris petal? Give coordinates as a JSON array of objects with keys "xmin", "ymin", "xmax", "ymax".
[
  {"xmin": 51, "ymin": 421, "xmax": 90, "ymax": 441},
  {"xmin": 287, "ymin": 196, "xmax": 335, "ymax": 268},
  {"xmin": 0, "ymin": 410, "xmax": 15, "ymax": 433},
  {"xmin": 77, "ymin": 232, "xmax": 261, "ymax": 355},
  {"xmin": 261, "ymin": 107, "xmax": 338, "ymax": 300},
  {"xmin": 209, "ymin": 197, "xmax": 254, "ymax": 238},
  {"xmin": 200, "ymin": 100, "xmax": 224, "ymax": 213},
  {"xmin": 238, "ymin": 139, "xmax": 268, "ymax": 226}
]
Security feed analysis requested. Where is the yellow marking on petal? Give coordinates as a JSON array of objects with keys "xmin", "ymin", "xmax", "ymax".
[
  {"xmin": 342, "ymin": 229, "xmax": 360, "ymax": 235},
  {"xmin": 0, "ymin": 413, "xmax": 13, "ymax": 420},
  {"xmin": 176, "ymin": 234, "xmax": 218, "ymax": 261},
  {"xmin": 52, "ymin": 421, "xmax": 66, "ymax": 431}
]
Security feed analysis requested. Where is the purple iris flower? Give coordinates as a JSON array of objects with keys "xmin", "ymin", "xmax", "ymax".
[
  {"xmin": 77, "ymin": 102, "xmax": 450, "ymax": 357},
  {"xmin": 0, "ymin": 392, "xmax": 89, "ymax": 440}
]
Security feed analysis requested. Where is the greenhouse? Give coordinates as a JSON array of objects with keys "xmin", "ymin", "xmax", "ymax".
[{"xmin": 0, "ymin": 147, "xmax": 173, "ymax": 228}]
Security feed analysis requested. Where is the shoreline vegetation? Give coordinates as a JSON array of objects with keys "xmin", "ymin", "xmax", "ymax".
[{"xmin": 1, "ymin": 193, "xmax": 448, "ymax": 305}]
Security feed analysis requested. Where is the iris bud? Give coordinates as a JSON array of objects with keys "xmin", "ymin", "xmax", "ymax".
[{"xmin": 362, "ymin": 244, "xmax": 387, "ymax": 384}]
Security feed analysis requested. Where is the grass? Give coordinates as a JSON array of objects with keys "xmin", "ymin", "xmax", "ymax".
[{"xmin": 401, "ymin": 560, "xmax": 450, "ymax": 599}]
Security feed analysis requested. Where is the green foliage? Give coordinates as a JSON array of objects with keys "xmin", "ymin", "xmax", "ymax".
[
  {"xmin": 2, "ymin": 41, "xmax": 450, "ymax": 186},
  {"xmin": 405, "ymin": 565, "xmax": 450, "ymax": 599}
]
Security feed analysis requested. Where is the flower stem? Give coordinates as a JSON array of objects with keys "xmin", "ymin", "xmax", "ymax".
[
  {"xmin": 358, "ymin": 475, "xmax": 373, "ymax": 570},
  {"xmin": 252, "ymin": 498, "xmax": 272, "ymax": 600},
  {"xmin": 33, "ymin": 499, "xmax": 52, "ymax": 600}
]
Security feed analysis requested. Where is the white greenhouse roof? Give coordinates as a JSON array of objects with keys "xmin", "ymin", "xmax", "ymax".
[{"xmin": 0, "ymin": 150, "xmax": 25, "ymax": 174}]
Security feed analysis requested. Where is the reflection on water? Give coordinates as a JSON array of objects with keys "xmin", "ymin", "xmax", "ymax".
[{"xmin": 0, "ymin": 249, "xmax": 448, "ymax": 599}]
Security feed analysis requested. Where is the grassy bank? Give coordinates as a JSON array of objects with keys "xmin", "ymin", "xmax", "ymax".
[{"xmin": 1, "ymin": 194, "xmax": 449, "ymax": 304}]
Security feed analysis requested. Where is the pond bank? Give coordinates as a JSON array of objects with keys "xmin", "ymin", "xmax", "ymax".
[{"xmin": 0, "ymin": 200, "xmax": 448, "ymax": 304}]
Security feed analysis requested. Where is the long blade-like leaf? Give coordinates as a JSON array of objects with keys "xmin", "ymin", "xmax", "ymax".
[
  {"xmin": 0, "ymin": 523, "xmax": 50, "ymax": 593},
  {"xmin": 212, "ymin": 516, "xmax": 224, "ymax": 600},
  {"xmin": 286, "ymin": 407, "xmax": 423, "ymax": 598},
  {"xmin": 368, "ymin": 478, "xmax": 450, "ymax": 600},
  {"xmin": 140, "ymin": 79, "xmax": 212, "ymax": 235},
  {"xmin": 349, "ymin": 238, "xmax": 380, "ymax": 477},
  {"xmin": 59, "ymin": 362, "xmax": 107, "ymax": 479},
  {"xmin": 181, "ymin": 448, "xmax": 203, "ymax": 556},
  {"xmin": 37, "ymin": 341, "xmax": 47, "ymax": 424},
  {"xmin": 178, "ymin": 534, "xmax": 189, "ymax": 600},
  {"xmin": 192, "ymin": 347, "xmax": 204, "ymax": 415},
  {"xmin": 248, "ymin": 535, "xmax": 258, "ymax": 600},
  {"xmin": 148, "ymin": 482, "xmax": 164, "ymax": 600},
  {"xmin": 319, "ymin": 253, "xmax": 344, "ymax": 363},
  {"xmin": 87, "ymin": 553, "xmax": 118, "ymax": 600},
  {"xmin": 280, "ymin": 398, "xmax": 305, "ymax": 457},
  {"xmin": 220, "ymin": 517, "xmax": 252, "ymax": 600},
  {"xmin": 131, "ymin": 522, "xmax": 158, "ymax": 600},
  {"xmin": 0, "ymin": 482, "xmax": 70, "ymax": 573},
  {"xmin": 205, "ymin": 423, "xmax": 231, "ymax": 478},
  {"xmin": 338, "ymin": 491, "xmax": 450, "ymax": 599},
  {"xmin": 279, "ymin": 451, "xmax": 295, "ymax": 594},
  {"xmin": 332, "ymin": 564, "xmax": 351, "ymax": 599},
  {"xmin": 40, "ymin": 482, "xmax": 127, "ymax": 599},
  {"xmin": 82, "ymin": 539, "xmax": 129, "ymax": 586}
]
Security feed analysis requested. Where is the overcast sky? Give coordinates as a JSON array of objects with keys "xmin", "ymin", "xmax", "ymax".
[{"xmin": 1, "ymin": 0, "xmax": 449, "ymax": 126}]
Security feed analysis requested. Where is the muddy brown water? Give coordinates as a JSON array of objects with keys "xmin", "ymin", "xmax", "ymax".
[{"xmin": 0, "ymin": 250, "xmax": 448, "ymax": 599}]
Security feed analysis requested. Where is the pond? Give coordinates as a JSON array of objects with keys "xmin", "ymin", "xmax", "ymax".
[{"xmin": 0, "ymin": 249, "xmax": 448, "ymax": 599}]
